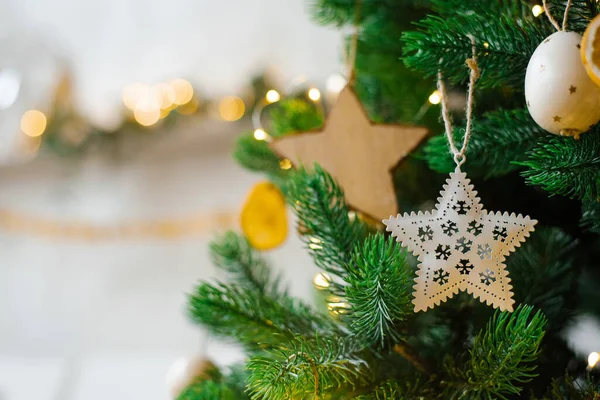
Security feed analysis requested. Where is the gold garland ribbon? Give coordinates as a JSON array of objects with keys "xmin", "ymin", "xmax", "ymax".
[{"xmin": 0, "ymin": 209, "xmax": 236, "ymax": 241}]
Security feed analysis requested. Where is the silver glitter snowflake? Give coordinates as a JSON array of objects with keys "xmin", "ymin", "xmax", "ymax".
[{"xmin": 383, "ymin": 167, "xmax": 537, "ymax": 312}]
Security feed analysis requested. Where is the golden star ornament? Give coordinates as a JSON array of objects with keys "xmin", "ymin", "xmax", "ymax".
[{"xmin": 270, "ymin": 86, "xmax": 428, "ymax": 221}]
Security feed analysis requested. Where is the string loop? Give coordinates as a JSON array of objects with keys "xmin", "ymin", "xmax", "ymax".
[
  {"xmin": 344, "ymin": 0, "xmax": 362, "ymax": 84},
  {"xmin": 542, "ymin": 0, "xmax": 572, "ymax": 31},
  {"xmin": 437, "ymin": 35, "xmax": 480, "ymax": 168}
]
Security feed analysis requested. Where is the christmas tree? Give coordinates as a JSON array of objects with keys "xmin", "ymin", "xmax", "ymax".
[{"xmin": 180, "ymin": 1, "xmax": 600, "ymax": 398}]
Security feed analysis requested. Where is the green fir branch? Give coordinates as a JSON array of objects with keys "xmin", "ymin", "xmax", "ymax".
[
  {"xmin": 309, "ymin": 0, "xmax": 430, "ymax": 28},
  {"xmin": 246, "ymin": 335, "xmax": 371, "ymax": 400},
  {"xmin": 520, "ymin": 130, "xmax": 600, "ymax": 201},
  {"xmin": 287, "ymin": 165, "xmax": 367, "ymax": 294},
  {"xmin": 581, "ymin": 201, "xmax": 600, "ymax": 234},
  {"xmin": 507, "ymin": 227, "xmax": 579, "ymax": 326},
  {"xmin": 534, "ymin": 373, "xmax": 600, "ymax": 400},
  {"xmin": 177, "ymin": 381, "xmax": 236, "ymax": 400},
  {"xmin": 424, "ymin": 109, "xmax": 548, "ymax": 177},
  {"xmin": 353, "ymin": 379, "xmax": 430, "ymax": 400},
  {"xmin": 233, "ymin": 133, "xmax": 290, "ymax": 185},
  {"xmin": 443, "ymin": 305, "xmax": 546, "ymax": 399},
  {"xmin": 187, "ymin": 283, "xmax": 338, "ymax": 348},
  {"xmin": 345, "ymin": 234, "xmax": 413, "ymax": 347},
  {"xmin": 431, "ymin": 0, "xmax": 530, "ymax": 19},
  {"xmin": 209, "ymin": 231, "xmax": 282, "ymax": 296},
  {"xmin": 545, "ymin": 0, "xmax": 599, "ymax": 33},
  {"xmin": 402, "ymin": 3, "xmax": 552, "ymax": 89},
  {"xmin": 269, "ymin": 98, "xmax": 324, "ymax": 137}
]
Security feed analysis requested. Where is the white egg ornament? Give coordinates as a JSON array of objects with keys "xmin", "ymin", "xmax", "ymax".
[{"xmin": 525, "ymin": 31, "xmax": 600, "ymax": 138}]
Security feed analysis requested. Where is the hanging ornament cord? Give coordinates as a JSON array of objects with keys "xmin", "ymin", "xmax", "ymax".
[
  {"xmin": 542, "ymin": 0, "xmax": 572, "ymax": 31},
  {"xmin": 436, "ymin": 35, "xmax": 480, "ymax": 167},
  {"xmin": 343, "ymin": 0, "xmax": 362, "ymax": 85}
]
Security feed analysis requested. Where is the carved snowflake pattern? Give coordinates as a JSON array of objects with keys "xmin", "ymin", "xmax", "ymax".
[
  {"xmin": 441, "ymin": 221, "xmax": 458, "ymax": 236},
  {"xmin": 456, "ymin": 259, "xmax": 474, "ymax": 275},
  {"xmin": 383, "ymin": 167, "xmax": 537, "ymax": 312},
  {"xmin": 493, "ymin": 226, "xmax": 508, "ymax": 242},
  {"xmin": 435, "ymin": 244, "xmax": 452, "ymax": 260},
  {"xmin": 477, "ymin": 244, "xmax": 492, "ymax": 260},
  {"xmin": 455, "ymin": 237, "xmax": 473, "ymax": 254},
  {"xmin": 453, "ymin": 200, "xmax": 470, "ymax": 215},
  {"xmin": 467, "ymin": 220, "xmax": 483, "ymax": 236},
  {"xmin": 418, "ymin": 225, "xmax": 434, "ymax": 241},
  {"xmin": 433, "ymin": 268, "xmax": 450, "ymax": 285},
  {"xmin": 479, "ymin": 269, "xmax": 496, "ymax": 286}
]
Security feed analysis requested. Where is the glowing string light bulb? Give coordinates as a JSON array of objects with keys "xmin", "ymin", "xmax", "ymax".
[
  {"xmin": 532, "ymin": 5, "xmax": 544, "ymax": 17},
  {"xmin": 589, "ymin": 352, "xmax": 600, "ymax": 369},
  {"xmin": 308, "ymin": 88, "xmax": 321, "ymax": 101},
  {"xmin": 265, "ymin": 90, "xmax": 280, "ymax": 103},
  {"xmin": 253, "ymin": 128, "xmax": 268, "ymax": 141},
  {"xmin": 313, "ymin": 272, "xmax": 331, "ymax": 289},
  {"xmin": 279, "ymin": 158, "xmax": 292, "ymax": 170},
  {"xmin": 21, "ymin": 110, "xmax": 47, "ymax": 137},
  {"xmin": 428, "ymin": 90, "xmax": 442, "ymax": 105}
]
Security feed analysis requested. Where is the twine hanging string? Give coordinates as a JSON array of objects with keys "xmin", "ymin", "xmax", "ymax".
[
  {"xmin": 542, "ymin": 0, "xmax": 573, "ymax": 31},
  {"xmin": 437, "ymin": 35, "xmax": 480, "ymax": 167},
  {"xmin": 343, "ymin": 0, "xmax": 362, "ymax": 85}
]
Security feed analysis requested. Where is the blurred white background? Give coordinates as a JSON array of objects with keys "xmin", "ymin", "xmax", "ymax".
[
  {"xmin": 0, "ymin": 0, "xmax": 342, "ymax": 129},
  {"xmin": 0, "ymin": 1, "xmax": 339, "ymax": 399}
]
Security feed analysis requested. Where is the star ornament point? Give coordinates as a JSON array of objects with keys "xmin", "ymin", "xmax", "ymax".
[
  {"xmin": 383, "ymin": 167, "xmax": 537, "ymax": 312},
  {"xmin": 270, "ymin": 85, "xmax": 428, "ymax": 221}
]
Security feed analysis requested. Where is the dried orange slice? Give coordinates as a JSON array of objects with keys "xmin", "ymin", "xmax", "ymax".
[
  {"xmin": 581, "ymin": 14, "xmax": 600, "ymax": 86},
  {"xmin": 240, "ymin": 181, "xmax": 288, "ymax": 250}
]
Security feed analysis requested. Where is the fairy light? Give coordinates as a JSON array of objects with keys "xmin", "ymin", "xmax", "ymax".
[
  {"xmin": 170, "ymin": 78, "xmax": 194, "ymax": 105},
  {"xmin": 313, "ymin": 272, "xmax": 331, "ymax": 289},
  {"xmin": 253, "ymin": 129, "xmax": 268, "ymax": 141},
  {"xmin": 219, "ymin": 96, "xmax": 245, "ymax": 121},
  {"xmin": 532, "ymin": 5, "xmax": 544, "ymax": 17},
  {"xmin": 428, "ymin": 90, "xmax": 442, "ymax": 105},
  {"xmin": 308, "ymin": 88, "xmax": 321, "ymax": 101},
  {"xmin": 279, "ymin": 158, "xmax": 292, "ymax": 170},
  {"xmin": 156, "ymin": 82, "xmax": 176, "ymax": 109},
  {"xmin": 589, "ymin": 352, "xmax": 600, "ymax": 369},
  {"xmin": 265, "ymin": 90, "xmax": 281, "ymax": 103},
  {"xmin": 134, "ymin": 108, "xmax": 160, "ymax": 126},
  {"xmin": 122, "ymin": 83, "xmax": 146, "ymax": 110},
  {"xmin": 21, "ymin": 110, "xmax": 47, "ymax": 137},
  {"xmin": 483, "ymin": 42, "xmax": 490, "ymax": 48},
  {"xmin": 327, "ymin": 296, "xmax": 349, "ymax": 314}
]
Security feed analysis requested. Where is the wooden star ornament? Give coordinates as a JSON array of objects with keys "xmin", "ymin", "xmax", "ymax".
[{"xmin": 270, "ymin": 86, "xmax": 428, "ymax": 221}]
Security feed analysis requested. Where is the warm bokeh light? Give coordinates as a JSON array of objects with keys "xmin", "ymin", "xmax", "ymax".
[
  {"xmin": 483, "ymin": 42, "xmax": 490, "ymax": 48},
  {"xmin": 265, "ymin": 90, "xmax": 281, "ymax": 103},
  {"xmin": 170, "ymin": 79, "xmax": 194, "ymax": 105},
  {"xmin": 156, "ymin": 82, "xmax": 176, "ymax": 109},
  {"xmin": 21, "ymin": 110, "xmax": 47, "ymax": 137},
  {"xmin": 589, "ymin": 352, "xmax": 600, "ymax": 368},
  {"xmin": 532, "ymin": 5, "xmax": 543, "ymax": 17},
  {"xmin": 177, "ymin": 98, "xmax": 199, "ymax": 115},
  {"xmin": 122, "ymin": 83, "xmax": 146, "ymax": 110},
  {"xmin": 134, "ymin": 108, "xmax": 161, "ymax": 126},
  {"xmin": 326, "ymin": 73, "xmax": 347, "ymax": 94},
  {"xmin": 313, "ymin": 272, "xmax": 331, "ymax": 289},
  {"xmin": 279, "ymin": 158, "xmax": 292, "ymax": 170},
  {"xmin": 219, "ymin": 96, "xmax": 245, "ymax": 121},
  {"xmin": 308, "ymin": 88, "xmax": 321, "ymax": 101},
  {"xmin": 428, "ymin": 90, "xmax": 442, "ymax": 105},
  {"xmin": 253, "ymin": 128, "xmax": 268, "ymax": 141}
]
